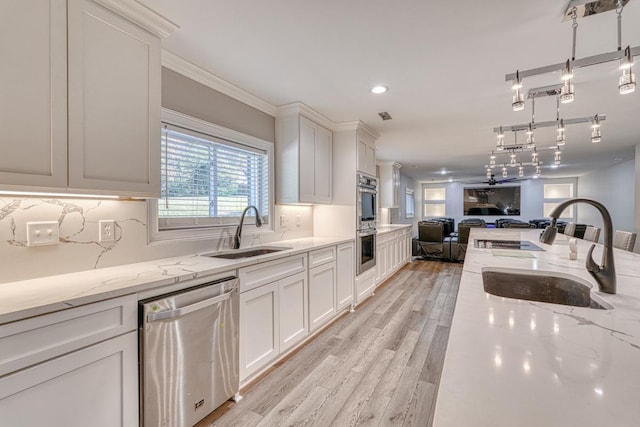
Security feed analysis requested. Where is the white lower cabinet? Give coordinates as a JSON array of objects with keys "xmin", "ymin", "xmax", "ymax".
[
  {"xmin": 336, "ymin": 241, "xmax": 355, "ymax": 311},
  {"xmin": 309, "ymin": 261, "xmax": 337, "ymax": 332},
  {"xmin": 279, "ymin": 272, "xmax": 308, "ymax": 352},
  {"xmin": 0, "ymin": 295, "xmax": 138, "ymax": 427},
  {"xmin": 375, "ymin": 228, "xmax": 412, "ymax": 286},
  {"xmin": 239, "ymin": 282, "xmax": 279, "ymax": 381},
  {"xmin": 0, "ymin": 331, "xmax": 138, "ymax": 427},
  {"xmin": 356, "ymin": 268, "xmax": 376, "ymax": 305}
]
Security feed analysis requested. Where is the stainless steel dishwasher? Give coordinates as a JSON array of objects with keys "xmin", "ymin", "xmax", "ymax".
[{"xmin": 139, "ymin": 276, "xmax": 239, "ymax": 427}]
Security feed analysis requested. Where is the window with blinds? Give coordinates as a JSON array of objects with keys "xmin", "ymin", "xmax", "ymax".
[{"xmin": 159, "ymin": 124, "xmax": 270, "ymax": 230}]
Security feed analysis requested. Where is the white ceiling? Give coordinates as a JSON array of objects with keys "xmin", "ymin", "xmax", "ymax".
[{"xmin": 140, "ymin": 0, "xmax": 640, "ymax": 183}]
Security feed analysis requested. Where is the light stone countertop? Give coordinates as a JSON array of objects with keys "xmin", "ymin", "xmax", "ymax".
[
  {"xmin": 0, "ymin": 236, "xmax": 353, "ymax": 325},
  {"xmin": 433, "ymin": 228, "xmax": 640, "ymax": 426},
  {"xmin": 376, "ymin": 224, "xmax": 412, "ymax": 235}
]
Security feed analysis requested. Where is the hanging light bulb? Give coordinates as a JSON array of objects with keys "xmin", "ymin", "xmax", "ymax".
[
  {"xmin": 560, "ymin": 79, "xmax": 575, "ymax": 103},
  {"xmin": 510, "ymin": 153, "xmax": 517, "ymax": 167},
  {"xmin": 512, "ymin": 71, "xmax": 525, "ymax": 111},
  {"xmin": 560, "ymin": 60, "xmax": 575, "ymax": 103},
  {"xmin": 495, "ymin": 126, "xmax": 505, "ymax": 151},
  {"xmin": 556, "ymin": 118, "xmax": 566, "ymax": 146},
  {"xmin": 535, "ymin": 165, "xmax": 542, "ymax": 176},
  {"xmin": 531, "ymin": 148, "xmax": 538, "ymax": 164},
  {"xmin": 486, "ymin": 168, "xmax": 492, "ymax": 179},
  {"xmin": 554, "ymin": 147, "xmax": 562, "ymax": 165},
  {"xmin": 591, "ymin": 115, "xmax": 602, "ymax": 143},
  {"xmin": 526, "ymin": 123, "xmax": 535, "ymax": 148},
  {"xmin": 502, "ymin": 166, "xmax": 508, "ymax": 178},
  {"xmin": 490, "ymin": 151, "xmax": 496, "ymax": 160},
  {"xmin": 619, "ymin": 47, "xmax": 636, "ymax": 94},
  {"xmin": 489, "ymin": 158, "xmax": 496, "ymax": 168},
  {"xmin": 518, "ymin": 164, "xmax": 524, "ymax": 178}
]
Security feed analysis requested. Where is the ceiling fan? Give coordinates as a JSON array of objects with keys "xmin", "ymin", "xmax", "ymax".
[{"xmin": 464, "ymin": 174, "xmax": 527, "ymax": 186}]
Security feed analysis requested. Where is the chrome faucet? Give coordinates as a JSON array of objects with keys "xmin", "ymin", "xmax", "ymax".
[
  {"xmin": 233, "ymin": 205, "xmax": 263, "ymax": 249},
  {"xmin": 539, "ymin": 198, "xmax": 616, "ymax": 294}
]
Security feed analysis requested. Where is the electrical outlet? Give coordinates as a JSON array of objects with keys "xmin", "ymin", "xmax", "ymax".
[
  {"xmin": 26, "ymin": 221, "xmax": 59, "ymax": 246},
  {"xmin": 280, "ymin": 215, "xmax": 287, "ymax": 227},
  {"xmin": 99, "ymin": 220, "xmax": 116, "ymax": 242}
]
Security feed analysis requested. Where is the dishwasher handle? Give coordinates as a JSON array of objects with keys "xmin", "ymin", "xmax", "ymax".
[{"xmin": 146, "ymin": 288, "xmax": 235, "ymax": 323}]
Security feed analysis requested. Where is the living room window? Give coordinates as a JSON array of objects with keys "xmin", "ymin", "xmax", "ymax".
[
  {"xmin": 149, "ymin": 110, "xmax": 274, "ymax": 242},
  {"xmin": 423, "ymin": 187, "xmax": 446, "ymax": 217},
  {"xmin": 405, "ymin": 188, "xmax": 415, "ymax": 219},
  {"xmin": 543, "ymin": 182, "xmax": 575, "ymax": 218}
]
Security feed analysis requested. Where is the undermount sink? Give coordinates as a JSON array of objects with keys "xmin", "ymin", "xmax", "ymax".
[
  {"xmin": 204, "ymin": 246, "xmax": 292, "ymax": 259},
  {"xmin": 481, "ymin": 268, "xmax": 612, "ymax": 310}
]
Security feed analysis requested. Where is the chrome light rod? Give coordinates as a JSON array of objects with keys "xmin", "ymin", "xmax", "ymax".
[
  {"xmin": 493, "ymin": 114, "xmax": 606, "ymax": 133},
  {"xmin": 505, "ymin": 47, "xmax": 640, "ymax": 82}
]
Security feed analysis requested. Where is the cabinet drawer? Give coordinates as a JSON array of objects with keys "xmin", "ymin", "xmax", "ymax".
[
  {"xmin": 239, "ymin": 254, "xmax": 307, "ymax": 293},
  {"xmin": 308, "ymin": 246, "xmax": 336, "ymax": 268},
  {"xmin": 0, "ymin": 294, "xmax": 137, "ymax": 376}
]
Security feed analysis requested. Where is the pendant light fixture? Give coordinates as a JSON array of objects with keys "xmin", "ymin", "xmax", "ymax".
[
  {"xmin": 512, "ymin": 71, "xmax": 525, "ymax": 111},
  {"xmin": 505, "ymin": 0, "xmax": 637, "ymax": 107},
  {"xmin": 555, "ymin": 97, "xmax": 566, "ymax": 146},
  {"xmin": 554, "ymin": 147, "xmax": 562, "ymax": 165},
  {"xmin": 502, "ymin": 166, "xmax": 508, "ymax": 178},
  {"xmin": 619, "ymin": 46, "xmax": 636, "ymax": 94},
  {"xmin": 591, "ymin": 115, "xmax": 602, "ymax": 143},
  {"xmin": 518, "ymin": 164, "xmax": 524, "ymax": 178}
]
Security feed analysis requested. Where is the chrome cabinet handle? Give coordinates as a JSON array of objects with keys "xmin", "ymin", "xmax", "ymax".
[{"xmin": 147, "ymin": 289, "xmax": 235, "ymax": 323}]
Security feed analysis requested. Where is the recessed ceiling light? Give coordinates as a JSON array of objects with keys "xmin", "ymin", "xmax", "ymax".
[
  {"xmin": 370, "ymin": 85, "xmax": 388, "ymax": 94},
  {"xmin": 441, "ymin": 169, "xmax": 447, "ymax": 175}
]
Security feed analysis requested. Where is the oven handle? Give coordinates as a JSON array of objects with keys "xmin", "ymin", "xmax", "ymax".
[
  {"xmin": 147, "ymin": 289, "xmax": 235, "ymax": 323},
  {"xmin": 359, "ymin": 188, "xmax": 377, "ymax": 194}
]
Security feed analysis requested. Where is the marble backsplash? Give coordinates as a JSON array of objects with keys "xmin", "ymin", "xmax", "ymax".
[{"xmin": 0, "ymin": 198, "xmax": 313, "ymax": 284}]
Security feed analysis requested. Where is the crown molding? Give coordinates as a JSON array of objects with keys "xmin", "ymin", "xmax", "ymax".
[
  {"xmin": 93, "ymin": 0, "xmax": 179, "ymax": 38},
  {"xmin": 333, "ymin": 120, "xmax": 381, "ymax": 141},
  {"xmin": 162, "ymin": 50, "xmax": 277, "ymax": 116},
  {"xmin": 276, "ymin": 102, "xmax": 335, "ymax": 130}
]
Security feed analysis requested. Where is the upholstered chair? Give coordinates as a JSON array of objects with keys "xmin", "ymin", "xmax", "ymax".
[
  {"xmin": 613, "ymin": 230, "xmax": 637, "ymax": 252},
  {"xmin": 583, "ymin": 226, "xmax": 601, "ymax": 242}
]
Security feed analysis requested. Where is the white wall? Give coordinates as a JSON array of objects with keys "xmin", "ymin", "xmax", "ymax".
[
  {"xmin": 421, "ymin": 178, "xmax": 578, "ymax": 228},
  {"xmin": 578, "ymin": 159, "xmax": 636, "ymax": 243},
  {"xmin": 389, "ymin": 172, "xmax": 421, "ymax": 235},
  {"xmin": 636, "ymin": 144, "xmax": 640, "ymax": 243}
]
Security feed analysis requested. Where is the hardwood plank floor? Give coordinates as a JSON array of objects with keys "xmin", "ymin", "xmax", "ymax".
[{"xmin": 197, "ymin": 259, "xmax": 462, "ymax": 427}]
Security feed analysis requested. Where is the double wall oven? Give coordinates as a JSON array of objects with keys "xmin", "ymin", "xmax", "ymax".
[{"xmin": 357, "ymin": 173, "xmax": 377, "ymax": 274}]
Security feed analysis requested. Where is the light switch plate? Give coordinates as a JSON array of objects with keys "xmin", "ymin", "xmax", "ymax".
[{"xmin": 26, "ymin": 221, "xmax": 59, "ymax": 246}]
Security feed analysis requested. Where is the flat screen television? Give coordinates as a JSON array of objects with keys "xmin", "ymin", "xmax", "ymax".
[{"xmin": 463, "ymin": 186, "xmax": 521, "ymax": 216}]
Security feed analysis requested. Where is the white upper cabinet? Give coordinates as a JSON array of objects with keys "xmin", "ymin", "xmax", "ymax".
[
  {"xmin": 0, "ymin": 0, "xmax": 177, "ymax": 197},
  {"xmin": 379, "ymin": 162, "xmax": 402, "ymax": 208},
  {"xmin": 357, "ymin": 132, "xmax": 376, "ymax": 177},
  {"xmin": 0, "ymin": 1, "xmax": 67, "ymax": 189},
  {"xmin": 276, "ymin": 103, "xmax": 333, "ymax": 204}
]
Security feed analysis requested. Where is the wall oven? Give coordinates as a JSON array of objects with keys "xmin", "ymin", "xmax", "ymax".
[
  {"xmin": 357, "ymin": 173, "xmax": 377, "ymax": 230},
  {"xmin": 357, "ymin": 228, "xmax": 376, "ymax": 275}
]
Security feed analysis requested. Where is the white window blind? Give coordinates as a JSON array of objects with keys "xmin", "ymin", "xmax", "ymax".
[{"xmin": 159, "ymin": 124, "xmax": 269, "ymax": 230}]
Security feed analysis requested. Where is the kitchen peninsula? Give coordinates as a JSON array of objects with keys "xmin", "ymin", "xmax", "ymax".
[{"xmin": 433, "ymin": 228, "xmax": 640, "ymax": 426}]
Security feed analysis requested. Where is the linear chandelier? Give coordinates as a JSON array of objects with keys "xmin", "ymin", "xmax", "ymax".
[
  {"xmin": 489, "ymin": 85, "xmax": 606, "ymax": 178},
  {"xmin": 508, "ymin": 0, "xmax": 636, "ymax": 112}
]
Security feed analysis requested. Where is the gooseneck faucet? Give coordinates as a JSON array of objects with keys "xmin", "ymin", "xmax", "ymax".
[
  {"xmin": 233, "ymin": 205, "xmax": 263, "ymax": 249},
  {"xmin": 539, "ymin": 198, "xmax": 616, "ymax": 294}
]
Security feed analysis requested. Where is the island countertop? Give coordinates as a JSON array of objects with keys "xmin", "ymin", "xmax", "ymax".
[{"xmin": 433, "ymin": 228, "xmax": 640, "ymax": 427}]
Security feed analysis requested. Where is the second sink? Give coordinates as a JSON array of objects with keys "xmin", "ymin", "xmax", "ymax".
[
  {"xmin": 482, "ymin": 268, "xmax": 612, "ymax": 310},
  {"xmin": 204, "ymin": 246, "xmax": 292, "ymax": 259}
]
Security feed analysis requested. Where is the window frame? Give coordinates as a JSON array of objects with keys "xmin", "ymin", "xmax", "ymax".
[
  {"xmin": 405, "ymin": 188, "xmax": 415, "ymax": 219},
  {"xmin": 148, "ymin": 109, "xmax": 275, "ymax": 243},
  {"xmin": 542, "ymin": 181, "xmax": 576, "ymax": 220},
  {"xmin": 423, "ymin": 186, "xmax": 446, "ymax": 218}
]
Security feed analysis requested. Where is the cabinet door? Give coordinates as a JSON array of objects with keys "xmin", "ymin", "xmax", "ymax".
[
  {"xmin": 67, "ymin": 0, "xmax": 160, "ymax": 196},
  {"xmin": 308, "ymin": 262, "xmax": 337, "ymax": 331},
  {"xmin": 366, "ymin": 144, "xmax": 377, "ymax": 177},
  {"xmin": 0, "ymin": 332, "xmax": 138, "ymax": 427},
  {"xmin": 298, "ymin": 116, "xmax": 316, "ymax": 202},
  {"xmin": 336, "ymin": 242, "xmax": 355, "ymax": 311},
  {"xmin": 279, "ymin": 272, "xmax": 308, "ymax": 352},
  {"xmin": 0, "ymin": 0, "xmax": 67, "ymax": 189},
  {"xmin": 239, "ymin": 283, "xmax": 279, "ymax": 380},
  {"xmin": 314, "ymin": 124, "xmax": 332, "ymax": 202}
]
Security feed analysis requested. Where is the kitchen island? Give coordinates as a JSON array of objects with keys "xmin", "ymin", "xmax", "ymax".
[{"xmin": 433, "ymin": 228, "xmax": 640, "ymax": 426}]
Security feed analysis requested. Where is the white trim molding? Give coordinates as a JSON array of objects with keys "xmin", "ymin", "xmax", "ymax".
[
  {"xmin": 276, "ymin": 102, "xmax": 335, "ymax": 131},
  {"xmin": 333, "ymin": 120, "xmax": 381, "ymax": 141},
  {"xmin": 93, "ymin": 0, "xmax": 179, "ymax": 38},
  {"xmin": 162, "ymin": 50, "xmax": 277, "ymax": 116}
]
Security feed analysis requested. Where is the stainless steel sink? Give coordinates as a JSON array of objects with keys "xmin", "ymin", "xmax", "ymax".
[
  {"xmin": 204, "ymin": 246, "xmax": 292, "ymax": 259},
  {"xmin": 481, "ymin": 268, "xmax": 612, "ymax": 309}
]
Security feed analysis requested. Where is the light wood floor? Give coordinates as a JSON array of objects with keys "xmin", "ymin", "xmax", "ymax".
[{"xmin": 198, "ymin": 259, "xmax": 462, "ymax": 427}]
